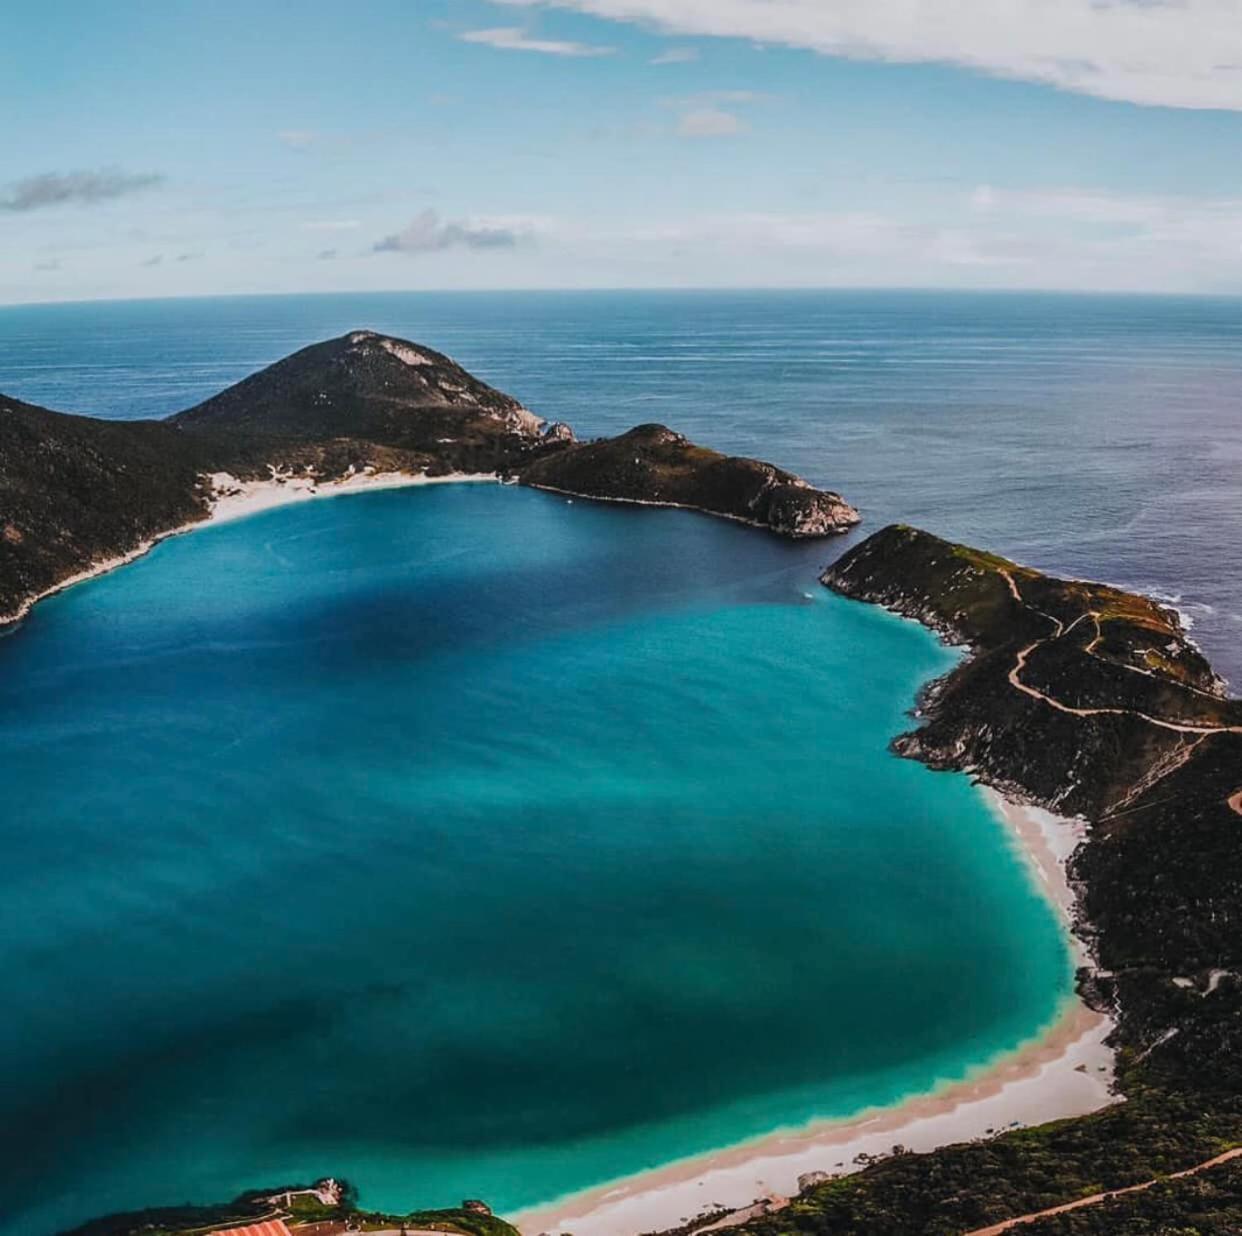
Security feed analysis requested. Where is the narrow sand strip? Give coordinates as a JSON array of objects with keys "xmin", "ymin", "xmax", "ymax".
[
  {"xmin": 513, "ymin": 794, "xmax": 1115, "ymax": 1236},
  {"xmin": 0, "ymin": 468, "xmax": 497, "ymax": 628}
]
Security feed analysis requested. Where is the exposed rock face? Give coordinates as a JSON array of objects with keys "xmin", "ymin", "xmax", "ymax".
[{"xmin": 517, "ymin": 423, "xmax": 860, "ymax": 538}]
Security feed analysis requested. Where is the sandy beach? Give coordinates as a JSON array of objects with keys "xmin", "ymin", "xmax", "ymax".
[
  {"xmin": 514, "ymin": 791, "xmax": 1115, "ymax": 1236},
  {"xmin": 203, "ymin": 466, "xmax": 498, "ymax": 525},
  {"xmin": 0, "ymin": 467, "xmax": 497, "ymax": 628}
]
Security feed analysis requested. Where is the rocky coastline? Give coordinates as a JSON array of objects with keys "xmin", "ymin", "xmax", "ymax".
[
  {"xmin": 0, "ymin": 331, "xmax": 857, "ymax": 627},
  {"xmin": 518, "ymin": 423, "xmax": 859, "ymax": 537}
]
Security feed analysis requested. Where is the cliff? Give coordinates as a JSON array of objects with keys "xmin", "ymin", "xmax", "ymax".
[{"xmin": 517, "ymin": 423, "xmax": 860, "ymax": 537}]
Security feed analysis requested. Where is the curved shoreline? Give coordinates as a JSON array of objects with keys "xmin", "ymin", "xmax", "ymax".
[
  {"xmin": 0, "ymin": 469, "xmax": 498, "ymax": 630},
  {"xmin": 521, "ymin": 480, "xmax": 858, "ymax": 538},
  {"xmin": 513, "ymin": 793, "xmax": 1116, "ymax": 1236},
  {"xmin": 5, "ymin": 486, "xmax": 1118, "ymax": 1235}
]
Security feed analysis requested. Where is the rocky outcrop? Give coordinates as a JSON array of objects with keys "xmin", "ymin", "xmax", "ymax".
[{"xmin": 517, "ymin": 423, "xmax": 860, "ymax": 537}]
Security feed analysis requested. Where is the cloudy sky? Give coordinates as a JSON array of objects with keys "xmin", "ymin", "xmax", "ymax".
[{"xmin": 7, "ymin": 0, "xmax": 1242, "ymax": 303}]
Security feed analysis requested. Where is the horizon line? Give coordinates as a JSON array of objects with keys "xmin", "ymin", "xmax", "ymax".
[{"xmin": 6, "ymin": 284, "xmax": 1242, "ymax": 311}]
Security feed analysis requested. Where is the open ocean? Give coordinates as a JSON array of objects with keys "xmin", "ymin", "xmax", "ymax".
[{"xmin": 0, "ymin": 289, "xmax": 1238, "ymax": 1234}]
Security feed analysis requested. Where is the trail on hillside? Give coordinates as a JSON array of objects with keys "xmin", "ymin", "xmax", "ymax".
[
  {"xmin": 997, "ymin": 570, "xmax": 1242, "ymax": 815},
  {"xmin": 959, "ymin": 1146, "xmax": 1242, "ymax": 1235}
]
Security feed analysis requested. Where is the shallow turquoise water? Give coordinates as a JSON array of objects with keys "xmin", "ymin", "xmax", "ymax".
[{"xmin": 0, "ymin": 484, "xmax": 1071, "ymax": 1235}]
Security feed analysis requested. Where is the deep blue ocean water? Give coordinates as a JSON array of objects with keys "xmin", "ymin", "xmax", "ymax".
[{"xmin": 0, "ymin": 289, "xmax": 1236, "ymax": 1234}]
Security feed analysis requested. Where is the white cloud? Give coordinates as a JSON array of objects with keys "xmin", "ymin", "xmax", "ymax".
[
  {"xmin": 650, "ymin": 47, "xmax": 699, "ymax": 65},
  {"xmin": 492, "ymin": 0, "xmax": 1242, "ymax": 110},
  {"xmin": 667, "ymin": 90, "xmax": 763, "ymax": 136},
  {"xmin": 971, "ymin": 183, "xmax": 1241, "ymax": 226},
  {"xmin": 301, "ymin": 219, "xmax": 362, "ymax": 232},
  {"xmin": 460, "ymin": 26, "xmax": 615, "ymax": 56},
  {"xmin": 529, "ymin": 186, "xmax": 1242, "ymax": 290},
  {"xmin": 676, "ymin": 106, "xmax": 746, "ymax": 137},
  {"xmin": 373, "ymin": 209, "xmax": 525, "ymax": 254}
]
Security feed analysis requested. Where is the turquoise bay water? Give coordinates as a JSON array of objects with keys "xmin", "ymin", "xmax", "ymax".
[{"xmin": 0, "ymin": 483, "xmax": 1071, "ymax": 1235}]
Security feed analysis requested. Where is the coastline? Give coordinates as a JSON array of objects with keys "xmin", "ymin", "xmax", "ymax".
[
  {"xmin": 521, "ymin": 480, "xmax": 858, "ymax": 538},
  {"xmin": 513, "ymin": 792, "xmax": 1115, "ymax": 1236},
  {"xmin": 0, "ymin": 468, "xmax": 497, "ymax": 630}
]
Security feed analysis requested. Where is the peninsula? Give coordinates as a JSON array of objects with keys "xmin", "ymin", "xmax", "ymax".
[
  {"xmin": 0, "ymin": 330, "xmax": 858, "ymax": 626},
  {"xmin": 519, "ymin": 422, "xmax": 859, "ymax": 537}
]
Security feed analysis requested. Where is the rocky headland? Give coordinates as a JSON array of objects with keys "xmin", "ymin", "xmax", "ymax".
[
  {"xmin": 518, "ymin": 422, "xmax": 859, "ymax": 537},
  {"xmin": 0, "ymin": 330, "xmax": 857, "ymax": 625}
]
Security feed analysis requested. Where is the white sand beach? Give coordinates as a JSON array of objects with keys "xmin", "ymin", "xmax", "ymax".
[
  {"xmin": 204, "ymin": 466, "xmax": 498, "ymax": 524},
  {"xmin": 514, "ymin": 792, "xmax": 1116, "ymax": 1236}
]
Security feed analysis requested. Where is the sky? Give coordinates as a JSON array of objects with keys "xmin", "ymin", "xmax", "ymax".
[{"xmin": 7, "ymin": 0, "xmax": 1242, "ymax": 302}]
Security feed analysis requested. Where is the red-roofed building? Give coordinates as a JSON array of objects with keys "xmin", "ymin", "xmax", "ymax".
[{"xmin": 208, "ymin": 1221, "xmax": 293, "ymax": 1236}]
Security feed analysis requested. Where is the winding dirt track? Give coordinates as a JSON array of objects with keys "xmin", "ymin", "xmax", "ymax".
[
  {"xmin": 997, "ymin": 570, "xmax": 1242, "ymax": 815},
  {"xmin": 960, "ymin": 1146, "xmax": 1242, "ymax": 1235},
  {"xmin": 938, "ymin": 578, "xmax": 1242, "ymax": 1235}
]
